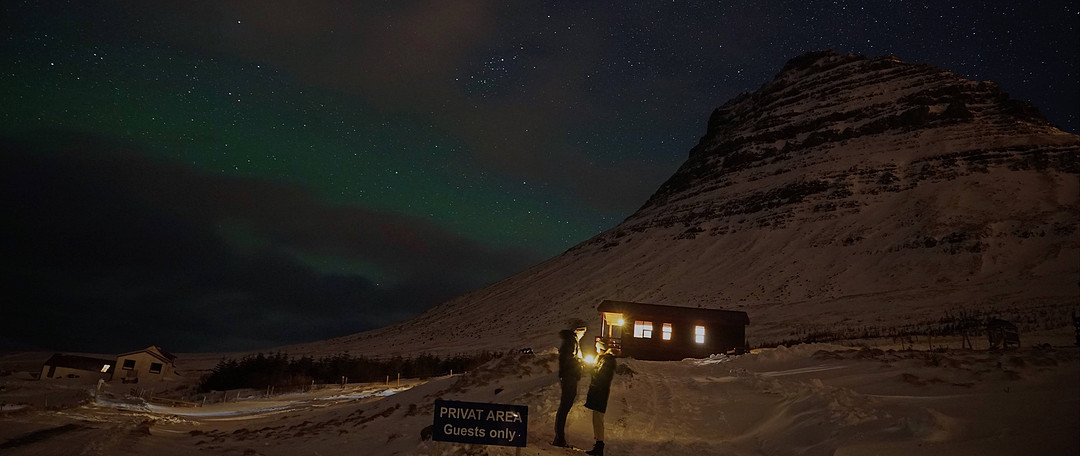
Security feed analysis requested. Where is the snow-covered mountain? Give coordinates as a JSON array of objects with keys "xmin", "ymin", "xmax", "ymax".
[{"xmin": 302, "ymin": 50, "xmax": 1079, "ymax": 357}]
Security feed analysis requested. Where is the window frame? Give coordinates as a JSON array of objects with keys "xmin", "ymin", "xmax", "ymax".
[
  {"xmin": 661, "ymin": 323, "xmax": 672, "ymax": 340},
  {"xmin": 695, "ymin": 325, "xmax": 706, "ymax": 344},
  {"xmin": 122, "ymin": 359, "xmax": 136, "ymax": 370},
  {"xmin": 633, "ymin": 320, "xmax": 654, "ymax": 339}
]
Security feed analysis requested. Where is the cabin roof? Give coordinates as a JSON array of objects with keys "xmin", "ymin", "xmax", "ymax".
[
  {"xmin": 117, "ymin": 345, "xmax": 177, "ymax": 364},
  {"xmin": 597, "ymin": 300, "xmax": 750, "ymax": 325},
  {"xmin": 43, "ymin": 354, "xmax": 115, "ymax": 373}
]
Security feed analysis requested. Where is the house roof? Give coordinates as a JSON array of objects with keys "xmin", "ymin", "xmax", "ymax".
[
  {"xmin": 597, "ymin": 300, "xmax": 750, "ymax": 325},
  {"xmin": 43, "ymin": 354, "xmax": 115, "ymax": 373},
  {"xmin": 117, "ymin": 345, "xmax": 177, "ymax": 364}
]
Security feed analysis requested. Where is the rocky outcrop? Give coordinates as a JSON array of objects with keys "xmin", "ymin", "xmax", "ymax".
[{"xmin": 588, "ymin": 50, "xmax": 1075, "ymax": 245}]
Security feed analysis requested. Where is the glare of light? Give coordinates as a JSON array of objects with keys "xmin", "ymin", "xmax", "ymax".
[
  {"xmin": 615, "ymin": 317, "xmax": 625, "ymax": 326},
  {"xmin": 584, "ymin": 355, "xmax": 596, "ymax": 364}
]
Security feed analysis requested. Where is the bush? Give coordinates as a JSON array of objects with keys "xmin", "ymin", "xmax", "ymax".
[{"xmin": 198, "ymin": 351, "xmax": 496, "ymax": 393}]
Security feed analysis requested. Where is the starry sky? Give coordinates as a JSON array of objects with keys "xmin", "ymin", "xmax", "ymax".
[{"xmin": 3, "ymin": 1, "xmax": 1076, "ymax": 353}]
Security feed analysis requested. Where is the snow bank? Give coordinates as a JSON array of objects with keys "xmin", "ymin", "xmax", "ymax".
[
  {"xmin": 747, "ymin": 343, "xmax": 856, "ymax": 362},
  {"xmin": 317, "ymin": 385, "xmax": 411, "ymax": 400}
]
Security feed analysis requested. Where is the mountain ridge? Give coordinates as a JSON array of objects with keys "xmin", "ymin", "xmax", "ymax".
[{"xmin": 273, "ymin": 50, "xmax": 1078, "ymax": 359}]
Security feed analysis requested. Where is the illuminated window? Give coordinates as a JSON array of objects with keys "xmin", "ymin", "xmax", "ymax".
[
  {"xmin": 149, "ymin": 363, "xmax": 163, "ymax": 374},
  {"xmin": 633, "ymin": 321, "xmax": 653, "ymax": 338},
  {"xmin": 695, "ymin": 326, "xmax": 706, "ymax": 344},
  {"xmin": 662, "ymin": 323, "xmax": 672, "ymax": 340},
  {"xmin": 122, "ymin": 359, "xmax": 135, "ymax": 370},
  {"xmin": 100, "ymin": 364, "xmax": 111, "ymax": 373}
]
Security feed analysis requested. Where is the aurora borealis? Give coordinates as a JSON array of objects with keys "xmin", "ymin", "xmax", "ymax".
[{"xmin": 3, "ymin": 1, "xmax": 1076, "ymax": 352}]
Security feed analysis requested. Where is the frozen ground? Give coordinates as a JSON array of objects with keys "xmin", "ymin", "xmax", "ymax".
[{"xmin": 1, "ymin": 343, "xmax": 1077, "ymax": 455}]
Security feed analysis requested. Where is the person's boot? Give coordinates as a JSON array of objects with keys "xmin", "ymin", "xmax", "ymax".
[
  {"xmin": 551, "ymin": 436, "xmax": 568, "ymax": 447},
  {"xmin": 585, "ymin": 440, "xmax": 604, "ymax": 455}
]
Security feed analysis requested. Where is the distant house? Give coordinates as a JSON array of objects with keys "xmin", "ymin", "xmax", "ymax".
[
  {"xmin": 114, "ymin": 346, "xmax": 179, "ymax": 383},
  {"xmin": 595, "ymin": 300, "xmax": 750, "ymax": 361},
  {"xmin": 987, "ymin": 319, "xmax": 1020, "ymax": 349},
  {"xmin": 40, "ymin": 354, "xmax": 114, "ymax": 381}
]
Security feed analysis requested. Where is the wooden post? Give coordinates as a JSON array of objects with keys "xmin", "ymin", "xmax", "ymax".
[
  {"xmin": 397, "ymin": 373, "xmax": 400, "ymax": 386},
  {"xmin": 433, "ymin": 442, "xmax": 439, "ymax": 456}
]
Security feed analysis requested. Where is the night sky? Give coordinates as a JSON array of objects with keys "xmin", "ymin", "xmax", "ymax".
[{"xmin": 3, "ymin": 1, "xmax": 1076, "ymax": 353}]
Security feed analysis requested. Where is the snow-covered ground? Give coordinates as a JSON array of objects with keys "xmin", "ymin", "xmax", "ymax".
[{"xmin": 2, "ymin": 344, "xmax": 1076, "ymax": 455}]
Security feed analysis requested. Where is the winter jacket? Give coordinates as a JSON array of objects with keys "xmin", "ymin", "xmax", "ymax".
[
  {"xmin": 558, "ymin": 330, "xmax": 583, "ymax": 382},
  {"xmin": 584, "ymin": 353, "xmax": 616, "ymax": 413}
]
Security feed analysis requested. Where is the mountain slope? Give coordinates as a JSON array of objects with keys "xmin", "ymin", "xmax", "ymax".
[{"xmin": 302, "ymin": 50, "xmax": 1079, "ymax": 357}]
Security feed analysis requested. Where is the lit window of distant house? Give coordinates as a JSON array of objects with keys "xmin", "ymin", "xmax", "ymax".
[
  {"xmin": 633, "ymin": 321, "xmax": 654, "ymax": 338},
  {"xmin": 695, "ymin": 326, "xmax": 706, "ymax": 344},
  {"xmin": 100, "ymin": 364, "xmax": 111, "ymax": 373},
  {"xmin": 122, "ymin": 359, "xmax": 136, "ymax": 370},
  {"xmin": 662, "ymin": 323, "xmax": 672, "ymax": 340},
  {"xmin": 149, "ymin": 363, "xmax": 163, "ymax": 374}
]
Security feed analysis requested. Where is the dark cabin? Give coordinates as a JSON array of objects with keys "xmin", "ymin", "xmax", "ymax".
[
  {"xmin": 40, "ymin": 354, "xmax": 114, "ymax": 381},
  {"xmin": 595, "ymin": 300, "xmax": 749, "ymax": 361}
]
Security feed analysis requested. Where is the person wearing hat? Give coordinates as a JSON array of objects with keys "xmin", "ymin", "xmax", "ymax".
[
  {"xmin": 584, "ymin": 338, "xmax": 616, "ymax": 455},
  {"xmin": 552, "ymin": 326, "xmax": 586, "ymax": 447}
]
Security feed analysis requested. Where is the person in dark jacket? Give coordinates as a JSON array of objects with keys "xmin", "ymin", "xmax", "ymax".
[
  {"xmin": 584, "ymin": 339, "xmax": 616, "ymax": 456},
  {"xmin": 552, "ymin": 326, "xmax": 586, "ymax": 447}
]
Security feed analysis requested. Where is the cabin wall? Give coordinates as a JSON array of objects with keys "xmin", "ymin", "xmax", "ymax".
[
  {"xmin": 617, "ymin": 314, "xmax": 746, "ymax": 360},
  {"xmin": 39, "ymin": 365, "xmax": 110, "ymax": 382},
  {"xmin": 115, "ymin": 352, "xmax": 174, "ymax": 382}
]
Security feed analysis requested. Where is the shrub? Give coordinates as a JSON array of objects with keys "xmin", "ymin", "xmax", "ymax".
[{"xmin": 198, "ymin": 351, "xmax": 496, "ymax": 393}]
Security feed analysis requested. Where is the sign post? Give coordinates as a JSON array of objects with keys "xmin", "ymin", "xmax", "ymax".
[{"xmin": 432, "ymin": 399, "xmax": 528, "ymax": 455}]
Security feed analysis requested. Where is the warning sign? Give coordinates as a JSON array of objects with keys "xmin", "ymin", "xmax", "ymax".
[{"xmin": 432, "ymin": 399, "xmax": 528, "ymax": 448}]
